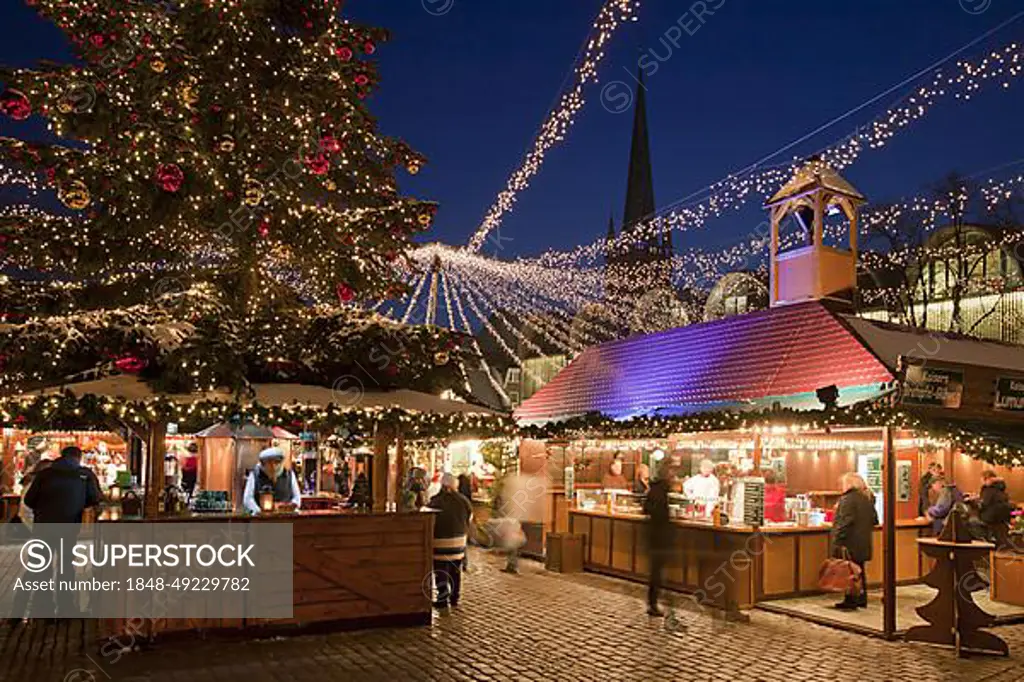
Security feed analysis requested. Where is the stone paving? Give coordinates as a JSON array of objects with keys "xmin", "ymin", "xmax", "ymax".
[{"xmin": 2, "ymin": 547, "xmax": 1024, "ymax": 682}]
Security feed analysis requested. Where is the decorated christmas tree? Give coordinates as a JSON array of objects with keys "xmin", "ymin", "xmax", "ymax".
[{"xmin": 0, "ymin": 0, "xmax": 467, "ymax": 399}]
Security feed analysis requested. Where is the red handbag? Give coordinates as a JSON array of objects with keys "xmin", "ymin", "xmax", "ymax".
[{"xmin": 818, "ymin": 549, "xmax": 862, "ymax": 595}]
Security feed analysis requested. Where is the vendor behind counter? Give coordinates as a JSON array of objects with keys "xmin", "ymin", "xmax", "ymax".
[{"xmin": 243, "ymin": 446, "xmax": 302, "ymax": 515}]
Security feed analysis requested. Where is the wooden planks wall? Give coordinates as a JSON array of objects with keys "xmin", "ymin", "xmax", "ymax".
[{"xmin": 96, "ymin": 512, "xmax": 434, "ymax": 642}]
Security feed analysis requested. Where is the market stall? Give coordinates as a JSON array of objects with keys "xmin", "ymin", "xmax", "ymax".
[{"xmin": 516, "ymin": 271, "xmax": 1024, "ymax": 637}]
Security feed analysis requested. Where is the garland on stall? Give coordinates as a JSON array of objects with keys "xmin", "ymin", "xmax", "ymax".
[
  {"xmin": 519, "ymin": 401, "xmax": 1024, "ymax": 467},
  {"xmin": 0, "ymin": 391, "xmax": 516, "ymax": 442}
]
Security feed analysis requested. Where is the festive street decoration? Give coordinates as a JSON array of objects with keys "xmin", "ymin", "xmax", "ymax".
[
  {"xmin": 0, "ymin": 1, "xmax": 465, "ymax": 407},
  {"xmin": 519, "ymin": 401, "xmax": 1024, "ymax": 468},
  {"xmin": 467, "ymin": 0, "xmax": 641, "ymax": 252},
  {"xmin": 0, "ymin": 391, "xmax": 516, "ymax": 443}
]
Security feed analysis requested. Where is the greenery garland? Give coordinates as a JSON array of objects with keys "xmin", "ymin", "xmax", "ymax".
[
  {"xmin": 519, "ymin": 401, "xmax": 1024, "ymax": 468},
  {"xmin": 0, "ymin": 391, "xmax": 516, "ymax": 442}
]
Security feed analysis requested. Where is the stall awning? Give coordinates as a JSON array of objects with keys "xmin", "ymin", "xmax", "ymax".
[{"xmin": 514, "ymin": 301, "xmax": 894, "ymax": 425}]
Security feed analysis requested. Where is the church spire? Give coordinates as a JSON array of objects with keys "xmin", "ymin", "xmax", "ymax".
[{"xmin": 622, "ymin": 67, "xmax": 656, "ymax": 235}]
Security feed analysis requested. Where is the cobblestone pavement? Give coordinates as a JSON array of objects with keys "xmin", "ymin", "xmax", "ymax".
[{"xmin": 2, "ymin": 547, "xmax": 1024, "ymax": 682}]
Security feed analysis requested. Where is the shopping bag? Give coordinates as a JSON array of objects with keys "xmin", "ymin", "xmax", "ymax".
[{"xmin": 818, "ymin": 551, "xmax": 862, "ymax": 594}]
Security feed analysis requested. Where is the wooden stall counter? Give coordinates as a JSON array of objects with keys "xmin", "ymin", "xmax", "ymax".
[
  {"xmin": 569, "ymin": 509, "xmax": 930, "ymax": 611},
  {"xmin": 96, "ymin": 509, "xmax": 436, "ymax": 642},
  {"xmin": 991, "ymin": 549, "xmax": 1024, "ymax": 607}
]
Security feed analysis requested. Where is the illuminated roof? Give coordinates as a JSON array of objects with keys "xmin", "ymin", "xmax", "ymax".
[
  {"xmin": 514, "ymin": 302, "xmax": 894, "ymax": 424},
  {"xmin": 766, "ymin": 159, "xmax": 866, "ymax": 206}
]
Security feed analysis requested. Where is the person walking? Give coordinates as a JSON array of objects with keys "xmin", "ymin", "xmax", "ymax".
[
  {"xmin": 20, "ymin": 446, "xmax": 102, "ymax": 620},
  {"xmin": 457, "ymin": 473, "xmax": 475, "ymax": 571},
  {"xmin": 644, "ymin": 463, "xmax": 674, "ymax": 616},
  {"xmin": 831, "ymin": 472, "xmax": 877, "ymax": 610},
  {"xmin": 428, "ymin": 473, "xmax": 473, "ymax": 610}
]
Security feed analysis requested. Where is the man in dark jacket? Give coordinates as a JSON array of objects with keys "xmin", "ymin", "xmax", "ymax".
[
  {"xmin": 24, "ymin": 446, "xmax": 102, "ymax": 524},
  {"xmin": 970, "ymin": 470, "xmax": 1013, "ymax": 547},
  {"xmin": 428, "ymin": 473, "xmax": 473, "ymax": 609},
  {"xmin": 643, "ymin": 463, "xmax": 675, "ymax": 617},
  {"xmin": 21, "ymin": 446, "xmax": 102, "ymax": 619},
  {"xmin": 831, "ymin": 474, "xmax": 877, "ymax": 610}
]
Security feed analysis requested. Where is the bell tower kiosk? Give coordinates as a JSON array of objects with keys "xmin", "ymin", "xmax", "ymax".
[{"xmin": 765, "ymin": 158, "xmax": 865, "ymax": 307}]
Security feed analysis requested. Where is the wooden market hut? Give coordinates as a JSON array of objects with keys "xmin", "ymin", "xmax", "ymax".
[{"xmin": 514, "ymin": 161, "xmax": 1024, "ymax": 638}]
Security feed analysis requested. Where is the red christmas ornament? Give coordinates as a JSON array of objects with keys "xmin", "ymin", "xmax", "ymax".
[
  {"xmin": 258, "ymin": 218, "xmax": 270, "ymax": 238},
  {"xmin": 320, "ymin": 135, "xmax": 341, "ymax": 153},
  {"xmin": 385, "ymin": 364, "xmax": 399, "ymax": 377},
  {"xmin": 44, "ymin": 167, "xmax": 56, "ymax": 184},
  {"xmin": 0, "ymin": 90, "xmax": 31, "ymax": 121},
  {"xmin": 114, "ymin": 354, "xmax": 147, "ymax": 374},
  {"xmin": 305, "ymin": 152, "xmax": 330, "ymax": 175},
  {"xmin": 154, "ymin": 163, "xmax": 185, "ymax": 192},
  {"xmin": 336, "ymin": 283, "xmax": 355, "ymax": 303},
  {"xmin": 90, "ymin": 33, "xmax": 106, "ymax": 48},
  {"xmin": 354, "ymin": 74, "xmax": 369, "ymax": 87},
  {"xmin": 363, "ymin": 40, "xmax": 376, "ymax": 55},
  {"xmin": 335, "ymin": 45, "xmax": 353, "ymax": 61}
]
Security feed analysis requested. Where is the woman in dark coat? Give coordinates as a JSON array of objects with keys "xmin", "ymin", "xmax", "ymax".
[{"xmin": 831, "ymin": 472, "xmax": 878, "ymax": 610}]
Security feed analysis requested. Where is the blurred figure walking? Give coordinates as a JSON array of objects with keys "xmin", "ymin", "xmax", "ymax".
[
  {"xmin": 428, "ymin": 473, "xmax": 473, "ymax": 609},
  {"xmin": 644, "ymin": 463, "xmax": 675, "ymax": 616}
]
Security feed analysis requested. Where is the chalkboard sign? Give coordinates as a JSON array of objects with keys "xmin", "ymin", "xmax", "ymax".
[
  {"xmin": 995, "ymin": 376, "xmax": 1024, "ymax": 411},
  {"xmin": 901, "ymin": 365, "xmax": 964, "ymax": 408},
  {"xmin": 741, "ymin": 477, "xmax": 765, "ymax": 526}
]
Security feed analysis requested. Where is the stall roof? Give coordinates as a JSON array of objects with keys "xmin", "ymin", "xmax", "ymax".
[
  {"xmin": 839, "ymin": 315, "xmax": 1024, "ymax": 373},
  {"xmin": 23, "ymin": 376, "xmax": 504, "ymax": 417},
  {"xmin": 514, "ymin": 301, "xmax": 894, "ymax": 424}
]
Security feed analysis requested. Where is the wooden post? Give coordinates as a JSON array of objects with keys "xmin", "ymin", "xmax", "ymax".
[
  {"xmin": 882, "ymin": 425, "xmax": 897, "ymax": 638},
  {"xmin": 144, "ymin": 420, "xmax": 167, "ymax": 519},
  {"xmin": 371, "ymin": 423, "xmax": 393, "ymax": 513},
  {"xmin": 752, "ymin": 433, "xmax": 763, "ymax": 471},
  {"xmin": 394, "ymin": 428, "xmax": 406, "ymax": 510}
]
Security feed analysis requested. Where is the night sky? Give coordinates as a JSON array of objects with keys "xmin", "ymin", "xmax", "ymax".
[{"xmin": 2, "ymin": 1, "xmax": 1023, "ymax": 260}]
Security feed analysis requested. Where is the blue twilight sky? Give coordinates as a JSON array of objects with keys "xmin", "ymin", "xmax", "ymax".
[{"xmin": 2, "ymin": 1, "xmax": 1024, "ymax": 260}]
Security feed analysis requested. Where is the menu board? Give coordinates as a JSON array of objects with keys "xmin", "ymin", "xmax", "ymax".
[
  {"xmin": 738, "ymin": 477, "xmax": 764, "ymax": 526},
  {"xmin": 901, "ymin": 365, "xmax": 964, "ymax": 408},
  {"xmin": 564, "ymin": 466, "xmax": 575, "ymax": 504},
  {"xmin": 995, "ymin": 376, "xmax": 1024, "ymax": 411}
]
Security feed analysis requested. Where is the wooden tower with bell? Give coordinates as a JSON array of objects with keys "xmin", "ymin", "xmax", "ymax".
[{"xmin": 764, "ymin": 158, "xmax": 866, "ymax": 308}]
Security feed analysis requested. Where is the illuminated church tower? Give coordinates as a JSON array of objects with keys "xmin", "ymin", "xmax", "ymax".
[{"xmin": 605, "ymin": 69, "xmax": 672, "ymax": 302}]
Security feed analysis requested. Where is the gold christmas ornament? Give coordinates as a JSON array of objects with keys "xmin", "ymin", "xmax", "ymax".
[
  {"xmin": 57, "ymin": 99, "xmax": 73, "ymax": 114},
  {"xmin": 407, "ymin": 161, "xmax": 421, "ymax": 175},
  {"xmin": 150, "ymin": 59, "xmax": 167, "ymax": 73},
  {"xmin": 217, "ymin": 134, "xmax": 236, "ymax": 153},
  {"xmin": 434, "ymin": 351, "xmax": 450, "ymax": 366},
  {"xmin": 178, "ymin": 79, "xmax": 200, "ymax": 106},
  {"xmin": 417, "ymin": 213, "xmax": 432, "ymax": 227},
  {"xmin": 325, "ymin": 179, "xmax": 337, "ymax": 191},
  {"xmin": 59, "ymin": 180, "xmax": 91, "ymax": 210},
  {"xmin": 243, "ymin": 177, "xmax": 265, "ymax": 206}
]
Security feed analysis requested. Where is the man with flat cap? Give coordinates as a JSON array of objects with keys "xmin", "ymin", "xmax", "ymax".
[{"xmin": 243, "ymin": 446, "xmax": 302, "ymax": 515}]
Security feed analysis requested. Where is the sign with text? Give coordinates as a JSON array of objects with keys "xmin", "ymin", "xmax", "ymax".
[
  {"xmin": 901, "ymin": 365, "xmax": 964, "ymax": 409},
  {"xmin": 995, "ymin": 376, "xmax": 1024, "ymax": 411},
  {"xmin": 0, "ymin": 522, "xmax": 293, "ymax": 619}
]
